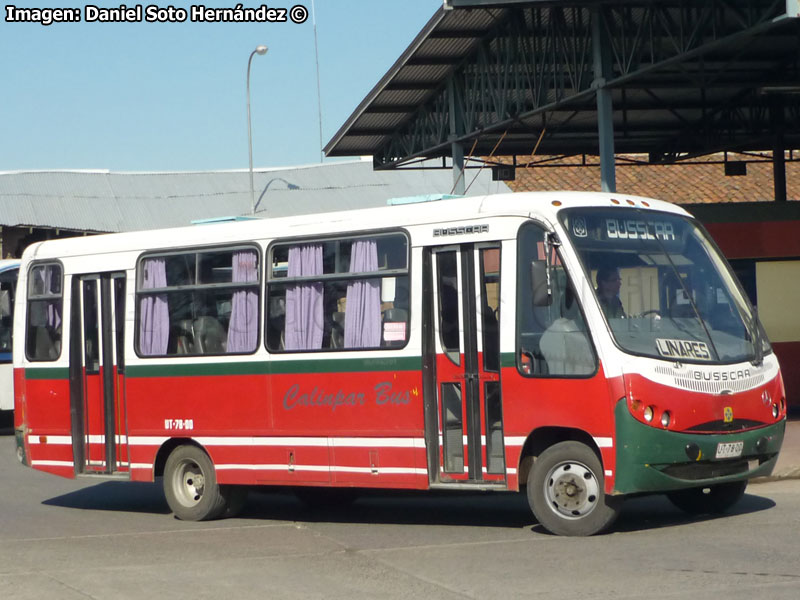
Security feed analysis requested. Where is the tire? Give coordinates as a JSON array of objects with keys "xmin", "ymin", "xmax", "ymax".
[
  {"xmin": 527, "ymin": 441, "xmax": 622, "ymax": 536},
  {"xmin": 666, "ymin": 480, "xmax": 747, "ymax": 515},
  {"xmin": 163, "ymin": 445, "xmax": 229, "ymax": 521}
]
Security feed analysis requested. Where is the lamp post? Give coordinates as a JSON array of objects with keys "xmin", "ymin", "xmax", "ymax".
[{"xmin": 247, "ymin": 44, "xmax": 268, "ymax": 216}]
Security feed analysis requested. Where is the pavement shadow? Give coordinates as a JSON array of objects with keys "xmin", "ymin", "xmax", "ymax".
[
  {"xmin": 605, "ymin": 491, "xmax": 777, "ymax": 535},
  {"xmin": 43, "ymin": 481, "xmax": 171, "ymax": 515},
  {"xmin": 244, "ymin": 488, "xmax": 535, "ymax": 529},
  {"xmin": 41, "ymin": 481, "xmax": 778, "ymax": 534}
]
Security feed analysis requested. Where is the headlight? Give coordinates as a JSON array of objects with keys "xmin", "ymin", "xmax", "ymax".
[
  {"xmin": 661, "ymin": 411, "xmax": 671, "ymax": 428},
  {"xmin": 644, "ymin": 406, "xmax": 654, "ymax": 422}
]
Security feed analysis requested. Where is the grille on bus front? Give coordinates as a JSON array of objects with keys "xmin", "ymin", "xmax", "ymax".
[{"xmin": 654, "ymin": 365, "xmax": 766, "ymax": 395}]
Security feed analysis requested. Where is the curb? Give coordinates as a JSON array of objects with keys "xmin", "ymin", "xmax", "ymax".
[{"xmin": 752, "ymin": 467, "xmax": 800, "ymax": 483}]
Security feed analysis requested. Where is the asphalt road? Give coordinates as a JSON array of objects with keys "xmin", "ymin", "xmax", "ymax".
[{"xmin": 1, "ymin": 433, "xmax": 799, "ymax": 600}]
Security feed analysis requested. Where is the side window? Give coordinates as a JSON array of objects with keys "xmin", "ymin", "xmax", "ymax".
[
  {"xmin": 26, "ymin": 263, "xmax": 63, "ymax": 361},
  {"xmin": 517, "ymin": 223, "xmax": 596, "ymax": 377},
  {"xmin": 436, "ymin": 251, "xmax": 460, "ymax": 364},
  {"xmin": 266, "ymin": 233, "xmax": 409, "ymax": 352},
  {"xmin": 136, "ymin": 247, "xmax": 260, "ymax": 356}
]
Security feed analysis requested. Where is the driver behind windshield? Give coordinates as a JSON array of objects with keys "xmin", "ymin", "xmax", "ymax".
[{"xmin": 596, "ymin": 266, "xmax": 626, "ymax": 320}]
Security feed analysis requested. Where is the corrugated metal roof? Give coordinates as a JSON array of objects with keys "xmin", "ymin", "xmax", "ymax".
[
  {"xmin": 0, "ymin": 160, "xmax": 510, "ymax": 233},
  {"xmin": 325, "ymin": 1, "xmax": 800, "ymax": 169}
]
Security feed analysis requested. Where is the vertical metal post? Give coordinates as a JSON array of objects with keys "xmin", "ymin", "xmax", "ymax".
[
  {"xmin": 247, "ymin": 45, "xmax": 268, "ymax": 215},
  {"xmin": 771, "ymin": 98, "xmax": 787, "ymax": 202},
  {"xmin": 448, "ymin": 79, "xmax": 466, "ymax": 195},
  {"xmin": 592, "ymin": 7, "xmax": 616, "ymax": 193}
]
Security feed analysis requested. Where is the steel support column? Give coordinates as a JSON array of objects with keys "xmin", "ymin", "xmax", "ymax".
[
  {"xmin": 592, "ymin": 7, "xmax": 616, "ymax": 193},
  {"xmin": 448, "ymin": 79, "xmax": 466, "ymax": 195},
  {"xmin": 771, "ymin": 99, "xmax": 787, "ymax": 202}
]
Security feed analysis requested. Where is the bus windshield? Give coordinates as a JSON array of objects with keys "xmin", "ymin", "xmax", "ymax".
[{"xmin": 559, "ymin": 207, "xmax": 768, "ymax": 365}]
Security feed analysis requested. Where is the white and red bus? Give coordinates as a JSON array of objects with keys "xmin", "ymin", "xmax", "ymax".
[{"xmin": 13, "ymin": 192, "xmax": 786, "ymax": 535}]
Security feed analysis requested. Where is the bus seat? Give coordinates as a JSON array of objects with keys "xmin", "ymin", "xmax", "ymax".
[
  {"xmin": 33, "ymin": 326, "xmax": 59, "ymax": 360},
  {"xmin": 383, "ymin": 308, "xmax": 408, "ymax": 323},
  {"xmin": 268, "ymin": 296, "xmax": 286, "ymax": 350},
  {"xmin": 193, "ymin": 316, "xmax": 226, "ymax": 354},
  {"xmin": 331, "ymin": 311, "xmax": 345, "ymax": 349},
  {"xmin": 540, "ymin": 319, "xmax": 593, "ymax": 375},
  {"xmin": 175, "ymin": 319, "xmax": 194, "ymax": 354}
]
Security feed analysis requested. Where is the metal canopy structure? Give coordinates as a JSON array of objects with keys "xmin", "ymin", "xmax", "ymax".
[{"xmin": 324, "ymin": 0, "xmax": 800, "ymax": 195}]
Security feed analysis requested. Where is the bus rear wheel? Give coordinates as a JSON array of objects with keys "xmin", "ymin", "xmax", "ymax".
[
  {"xmin": 164, "ymin": 445, "xmax": 242, "ymax": 521},
  {"xmin": 666, "ymin": 481, "xmax": 747, "ymax": 515},
  {"xmin": 527, "ymin": 441, "xmax": 621, "ymax": 536}
]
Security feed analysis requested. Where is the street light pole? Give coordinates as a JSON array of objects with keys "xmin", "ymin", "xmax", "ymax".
[{"xmin": 247, "ymin": 45, "xmax": 268, "ymax": 216}]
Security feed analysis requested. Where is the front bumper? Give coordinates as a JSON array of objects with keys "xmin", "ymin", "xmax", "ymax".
[{"xmin": 613, "ymin": 399, "xmax": 785, "ymax": 495}]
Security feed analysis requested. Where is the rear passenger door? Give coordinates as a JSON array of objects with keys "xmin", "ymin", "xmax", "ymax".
[{"xmin": 70, "ymin": 272, "xmax": 128, "ymax": 474}]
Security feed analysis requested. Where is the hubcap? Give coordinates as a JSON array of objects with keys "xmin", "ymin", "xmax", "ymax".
[
  {"xmin": 544, "ymin": 461, "xmax": 600, "ymax": 519},
  {"xmin": 173, "ymin": 460, "xmax": 205, "ymax": 507}
]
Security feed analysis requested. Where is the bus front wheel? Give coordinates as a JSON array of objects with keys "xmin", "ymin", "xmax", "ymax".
[
  {"xmin": 666, "ymin": 481, "xmax": 747, "ymax": 515},
  {"xmin": 164, "ymin": 445, "xmax": 243, "ymax": 521},
  {"xmin": 527, "ymin": 441, "xmax": 621, "ymax": 536}
]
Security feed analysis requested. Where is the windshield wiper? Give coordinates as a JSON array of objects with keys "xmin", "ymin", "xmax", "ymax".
[{"xmin": 634, "ymin": 208, "xmax": 721, "ymax": 362}]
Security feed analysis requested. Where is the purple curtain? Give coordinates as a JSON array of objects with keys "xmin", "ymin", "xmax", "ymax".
[
  {"xmin": 344, "ymin": 239, "xmax": 381, "ymax": 348},
  {"xmin": 227, "ymin": 250, "xmax": 258, "ymax": 352},
  {"xmin": 139, "ymin": 258, "xmax": 169, "ymax": 355},
  {"xmin": 285, "ymin": 244, "xmax": 323, "ymax": 350}
]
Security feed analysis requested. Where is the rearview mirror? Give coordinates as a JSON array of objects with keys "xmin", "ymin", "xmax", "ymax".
[{"xmin": 531, "ymin": 262, "xmax": 552, "ymax": 306}]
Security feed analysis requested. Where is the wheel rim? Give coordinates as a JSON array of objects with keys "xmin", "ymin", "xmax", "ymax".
[
  {"xmin": 544, "ymin": 460, "xmax": 600, "ymax": 520},
  {"xmin": 171, "ymin": 459, "xmax": 206, "ymax": 508}
]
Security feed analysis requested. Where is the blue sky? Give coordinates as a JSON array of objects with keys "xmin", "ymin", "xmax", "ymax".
[{"xmin": 1, "ymin": 1, "xmax": 439, "ymax": 171}]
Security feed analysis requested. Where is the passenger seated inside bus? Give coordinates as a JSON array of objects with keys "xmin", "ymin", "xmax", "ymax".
[
  {"xmin": 519, "ymin": 258, "xmax": 594, "ymax": 376},
  {"xmin": 266, "ymin": 276, "xmax": 410, "ymax": 352},
  {"xmin": 265, "ymin": 235, "xmax": 410, "ymax": 352},
  {"xmin": 138, "ymin": 249, "xmax": 259, "ymax": 357},
  {"xmin": 539, "ymin": 287, "xmax": 594, "ymax": 376}
]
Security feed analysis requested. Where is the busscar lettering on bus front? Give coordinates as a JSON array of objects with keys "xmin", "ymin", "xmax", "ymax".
[
  {"xmin": 605, "ymin": 218, "xmax": 676, "ymax": 241},
  {"xmin": 283, "ymin": 381, "xmax": 411, "ymax": 411},
  {"xmin": 432, "ymin": 224, "xmax": 489, "ymax": 237}
]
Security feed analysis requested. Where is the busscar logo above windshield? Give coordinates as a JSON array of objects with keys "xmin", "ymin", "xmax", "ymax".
[
  {"xmin": 572, "ymin": 217, "xmax": 588, "ymax": 238},
  {"xmin": 606, "ymin": 218, "xmax": 676, "ymax": 241}
]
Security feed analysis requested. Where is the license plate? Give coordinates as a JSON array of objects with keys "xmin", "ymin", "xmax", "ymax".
[{"xmin": 715, "ymin": 441, "xmax": 744, "ymax": 459}]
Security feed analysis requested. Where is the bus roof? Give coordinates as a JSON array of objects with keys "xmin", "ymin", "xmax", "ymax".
[
  {"xmin": 21, "ymin": 191, "xmax": 690, "ymax": 262},
  {"xmin": 0, "ymin": 259, "xmax": 20, "ymax": 273}
]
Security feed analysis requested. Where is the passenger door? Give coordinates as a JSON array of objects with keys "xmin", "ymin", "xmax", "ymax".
[
  {"xmin": 70, "ymin": 272, "xmax": 128, "ymax": 474},
  {"xmin": 424, "ymin": 244, "xmax": 505, "ymax": 485}
]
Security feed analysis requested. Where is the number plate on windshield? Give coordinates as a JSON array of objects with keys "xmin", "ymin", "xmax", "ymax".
[{"xmin": 715, "ymin": 441, "xmax": 744, "ymax": 459}]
